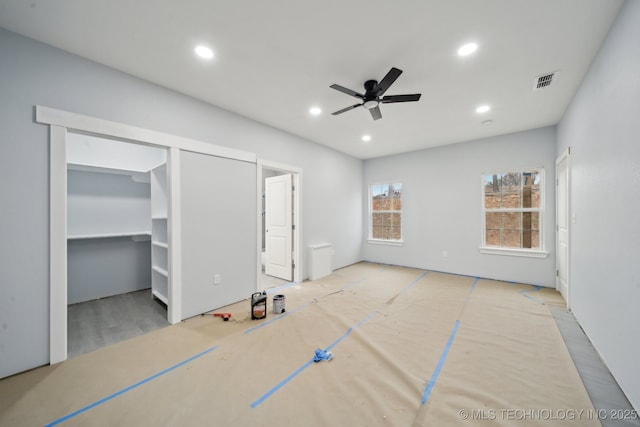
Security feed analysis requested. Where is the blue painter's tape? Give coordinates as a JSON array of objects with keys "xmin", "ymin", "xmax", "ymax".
[
  {"xmin": 325, "ymin": 310, "xmax": 378, "ymax": 352},
  {"xmin": 401, "ymin": 271, "xmax": 430, "ymax": 294},
  {"xmin": 45, "ymin": 344, "xmax": 219, "ymax": 426},
  {"xmin": 250, "ymin": 359, "xmax": 314, "ymax": 408},
  {"xmin": 519, "ymin": 285, "xmax": 544, "ymax": 305},
  {"xmin": 250, "ymin": 310, "xmax": 378, "ymax": 408},
  {"xmin": 421, "ymin": 320, "xmax": 460, "ymax": 405},
  {"xmin": 469, "ymin": 277, "xmax": 480, "ymax": 294}
]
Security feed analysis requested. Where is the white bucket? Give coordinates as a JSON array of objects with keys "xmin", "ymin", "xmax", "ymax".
[{"xmin": 273, "ymin": 294, "xmax": 285, "ymax": 314}]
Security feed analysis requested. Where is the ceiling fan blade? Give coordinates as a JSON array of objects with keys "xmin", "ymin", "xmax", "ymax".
[
  {"xmin": 369, "ymin": 105, "xmax": 382, "ymax": 121},
  {"xmin": 375, "ymin": 67, "xmax": 403, "ymax": 96},
  {"xmin": 332, "ymin": 103, "xmax": 362, "ymax": 115},
  {"xmin": 330, "ymin": 84, "xmax": 364, "ymax": 99},
  {"xmin": 381, "ymin": 94, "xmax": 422, "ymax": 103}
]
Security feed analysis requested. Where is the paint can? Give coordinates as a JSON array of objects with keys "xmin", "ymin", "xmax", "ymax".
[
  {"xmin": 251, "ymin": 291, "xmax": 267, "ymax": 320},
  {"xmin": 273, "ymin": 294, "xmax": 286, "ymax": 314}
]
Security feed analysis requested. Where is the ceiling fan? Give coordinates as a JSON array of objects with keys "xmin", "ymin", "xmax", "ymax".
[{"xmin": 330, "ymin": 67, "xmax": 421, "ymax": 121}]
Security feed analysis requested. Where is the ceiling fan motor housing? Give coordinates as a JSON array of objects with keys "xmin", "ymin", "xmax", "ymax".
[{"xmin": 364, "ymin": 79, "xmax": 378, "ymax": 93}]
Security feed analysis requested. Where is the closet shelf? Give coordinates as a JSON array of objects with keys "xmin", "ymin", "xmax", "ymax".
[
  {"xmin": 68, "ymin": 231, "xmax": 151, "ymax": 240},
  {"xmin": 152, "ymin": 265, "xmax": 168, "ymax": 277},
  {"xmin": 151, "ymin": 163, "xmax": 168, "ymax": 310}
]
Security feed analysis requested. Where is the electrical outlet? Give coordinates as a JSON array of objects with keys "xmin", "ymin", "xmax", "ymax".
[{"xmin": 214, "ymin": 274, "xmax": 221, "ymax": 285}]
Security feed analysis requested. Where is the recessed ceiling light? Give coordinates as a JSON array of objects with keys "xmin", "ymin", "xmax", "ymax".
[
  {"xmin": 457, "ymin": 43, "xmax": 478, "ymax": 57},
  {"xmin": 362, "ymin": 135, "xmax": 372, "ymax": 142},
  {"xmin": 309, "ymin": 107, "xmax": 322, "ymax": 116},
  {"xmin": 476, "ymin": 105, "xmax": 491, "ymax": 114},
  {"xmin": 194, "ymin": 45, "xmax": 214, "ymax": 59}
]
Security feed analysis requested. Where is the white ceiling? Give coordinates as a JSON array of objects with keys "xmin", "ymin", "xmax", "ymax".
[{"xmin": 0, "ymin": 0, "xmax": 623, "ymax": 159}]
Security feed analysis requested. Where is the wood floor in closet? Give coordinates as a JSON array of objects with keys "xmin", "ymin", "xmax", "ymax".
[{"xmin": 68, "ymin": 289, "xmax": 168, "ymax": 358}]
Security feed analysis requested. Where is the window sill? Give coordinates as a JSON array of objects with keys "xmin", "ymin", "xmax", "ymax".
[
  {"xmin": 368, "ymin": 239, "xmax": 404, "ymax": 247},
  {"xmin": 479, "ymin": 247, "xmax": 549, "ymax": 258}
]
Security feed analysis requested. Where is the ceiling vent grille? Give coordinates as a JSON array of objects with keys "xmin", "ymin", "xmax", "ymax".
[{"xmin": 533, "ymin": 71, "xmax": 559, "ymax": 91}]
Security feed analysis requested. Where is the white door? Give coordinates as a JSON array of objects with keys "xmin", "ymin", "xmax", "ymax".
[
  {"xmin": 265, "ymin": 174, "xmax": 293, "ymax": 281},
  {"xmin": 556, "ymin": 149, "xmax": 570, "ymax": 307}
]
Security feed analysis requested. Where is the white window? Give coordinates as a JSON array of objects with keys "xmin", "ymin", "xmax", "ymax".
[
  {"xmin": 369, "ymin": 183, "xmax": 402, "ymax": 243},
  {"xmin": 481, "ymin": 170, "xmax": 547, "ymax": 256}
]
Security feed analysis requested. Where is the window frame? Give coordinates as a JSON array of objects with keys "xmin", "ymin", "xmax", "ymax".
[
  {"xmin": 480, "ymin": 169, "xmax": 548, "ymax": 258},
  {"xmin": 368, "ymin": 182, "xmax": 404, "ymax": 246}
]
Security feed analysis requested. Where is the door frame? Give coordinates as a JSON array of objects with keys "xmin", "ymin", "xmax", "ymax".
[
  {"xmin": 555, "ymin": 147, "xmax": 571, "ymax": 308},
  {"xmin": 38, "ymin": 105, "xmax": 256, "ymax": 364},
  {"xmin": 257, "ymin": 160, "xmax": 302, "ymax": 289}
]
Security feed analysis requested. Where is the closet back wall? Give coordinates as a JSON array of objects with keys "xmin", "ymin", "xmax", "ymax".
[
  {"xmin": 67, "ymin": 170, "xmax": 151, "ymax": 237},
  {"xmin": 67, "ymin": 170, "xmax": 152, "ymax": 304}
]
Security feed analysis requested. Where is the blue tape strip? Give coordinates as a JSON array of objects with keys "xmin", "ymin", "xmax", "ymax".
[
  {"xmin": 519, "ymin": 285, "xmax": 544, "ymax": 305},
  {"xmin": 401, "ymin": 271, "xmax": 430, "ymax": 294},
  {"xmin": 421, "ymin": 320, "xmax": 460, "ymax": 405},
  {"xmin": 250, "ymin": 310, "xmax": 378, "ymax": 408},
  {"xmin": 325, "ymin": 310, "xmax": 377, "ymax": 352},
  {"xmin": 250, "ymin": 359, "xmax": 314, "ymax": 408},
  {"xmin": 469, "ymin": 277, "xmax": 480, "ymax": 294},
  {"xmin": 44, "ymin": 344, "xmax": 219, "ymax": 427}
]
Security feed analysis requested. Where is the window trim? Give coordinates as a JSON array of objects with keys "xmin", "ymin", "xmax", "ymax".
[
  {"xmin": 368, "ymin": 182, "xmax": 403, "ymax": 245},
  {"xmin": 479, "ymin": 246, "xmax": 548, "ymax": 258},
  {"xmin": 480, "ymin": 169, "xmax": 548, "ymax": 258}
]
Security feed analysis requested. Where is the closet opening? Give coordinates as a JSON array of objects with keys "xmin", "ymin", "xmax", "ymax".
[{"xmin": 66, "ymin": 132, "xmax": 169, "ymax": 358}]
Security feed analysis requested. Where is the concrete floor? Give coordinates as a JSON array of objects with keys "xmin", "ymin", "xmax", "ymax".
[{"xmin": 551, "ymin": 307, "xmax": 640, "ymax": 427}]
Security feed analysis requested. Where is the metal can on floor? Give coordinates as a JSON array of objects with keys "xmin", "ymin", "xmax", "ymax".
[{"xmin": 273, "ymin": 294, "xmax": 285, "ymax": 314}]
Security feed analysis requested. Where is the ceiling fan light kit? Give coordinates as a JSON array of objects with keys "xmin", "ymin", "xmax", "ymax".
[
  {"xmin": 363, "ymin": 100, "xmax": 379, "ymax": 110},
  {"xmin": 330, "ymin": 67, "xmax": 422, "ymax": 121}
]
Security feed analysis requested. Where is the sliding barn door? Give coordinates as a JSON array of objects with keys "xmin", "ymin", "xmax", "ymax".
[{"xmin": 180, "ymin": 151, "xmax": 257, "ymax": 318}]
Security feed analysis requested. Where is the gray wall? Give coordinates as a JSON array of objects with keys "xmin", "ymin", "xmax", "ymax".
[
  {"xmin": 363, "ymin": 126, "xmax": 557, "ymax": 286},
  {"xmin": 556, "ymin": 0, "xmax": 640, "ymax": 410},
  {"xmin": 0, "ymin": 28, "xmax": 363, "ymax": 379}
]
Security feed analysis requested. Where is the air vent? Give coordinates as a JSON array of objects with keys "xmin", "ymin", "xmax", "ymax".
[{"xmin": 533, "ymin": 71, "xmax": 559, "ymax": 91}]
